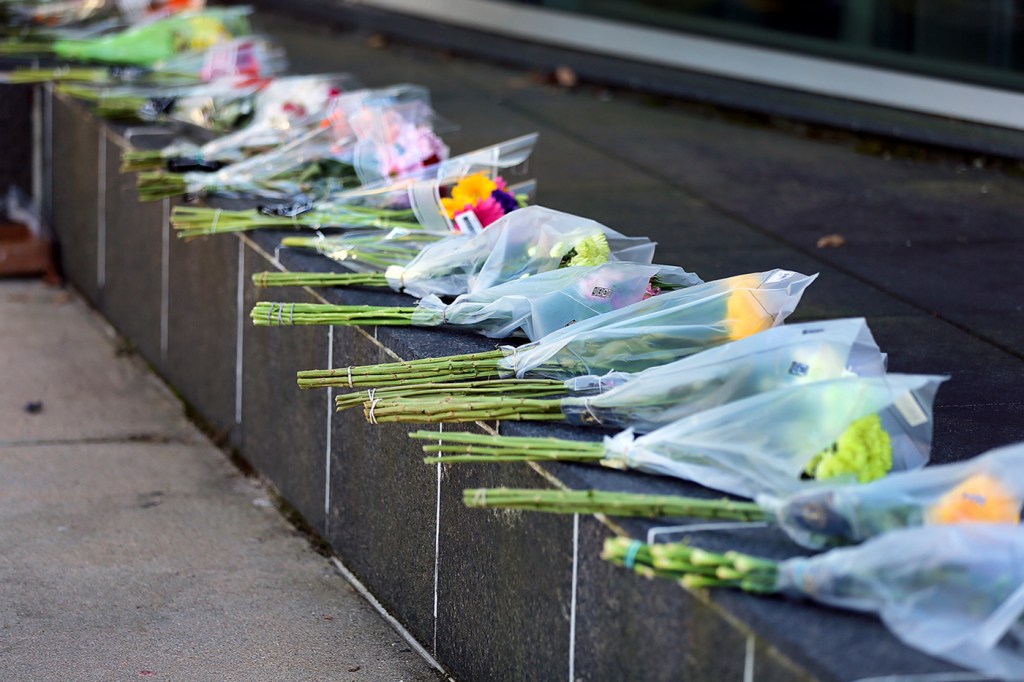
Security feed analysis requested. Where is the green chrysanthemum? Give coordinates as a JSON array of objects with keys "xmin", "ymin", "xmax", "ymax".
[
  {"xmin": 806, "ymin": 413, "xmax": 893, "ymax": 483},
  {"xmin": 567, "ymin": 234, "xmax": 611, "ymax": 267}
]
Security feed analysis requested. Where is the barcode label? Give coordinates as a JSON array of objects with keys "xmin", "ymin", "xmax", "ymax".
[
  {"xmin": 454, "ymin": 211, "xmax": 485, "ymax": 235},
  {"xmin": 788, "ymin": 361, "xmax": 809, "ymax": 377}
]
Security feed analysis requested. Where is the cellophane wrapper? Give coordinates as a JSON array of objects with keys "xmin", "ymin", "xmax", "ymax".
[
  {"xmin": 314, "ymin": 133, "xmax": 539, "ymax": 226},
  {"xmin": 411, "ymin": 262, "xmax": 702, "ymax": 341},
  {"xmin": 166, "ymin": 73, "xmax": 360, "ymax": 164},
  {"xmin": 181, "ymin": 84, "xmax": 444, "ymax": 199},
  {"xmin": 52, "ymin": 8, "xmax": 253, "ymax": 66},
  {"xmin": 120, "ymin": 76, "xmax": 267, "ymax": 129},
  {"xmin": 384, "ymin": 205, "xmax": 659, "ymax": 299},
  {"xmin": 600, "ymin": 373, "xmax": 946, "ymax": 499},
  {"xmin": 498, "ymin": 269, "xmax": 816, "ymax": 380},
  {"xmin": 777, "ymin": 525, "xmax": 1024, "ymax": 679},
  {"xmin": 560, "ymin": 317, "xmax": 886, "ymax": 433},
  {"xmin": 761, "ymin": 441, "xmax": 1024, "ymax": 549}
]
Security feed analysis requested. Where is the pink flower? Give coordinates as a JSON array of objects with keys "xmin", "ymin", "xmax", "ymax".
[
  {"xmin": 469, "ymin": 197, "xmax": 506, "ymax": 227},
  {"xmin": 494, "ymin": 176, "xmax": 508, "ymax": 191}
]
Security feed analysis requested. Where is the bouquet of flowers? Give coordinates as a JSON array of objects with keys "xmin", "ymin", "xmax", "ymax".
[
  {"xmin": 252, "ymin": 261, "xmax": 702, "ymax": 341},
  {"xmin": 1, "ymin": 0, "xmax": 201, "ymax": 37},
  {"xmin": 252, "ymin": 205, "xmax": 655, "ymax": 295},
  {"xmin": 2, "ymin": 36, "xmax": 285, "ymax": 86},
  {"xmin": 0, "ymin": 7, "xmax": 252, "ymax": 66},
  {"xmin": 136, "ymin": 84, "xmax": 448, "ymax": 201},
  {"xmin": 603, "ymin": 525, "xmax": 1024, "ymax": 679},
  {"xmin": 354, "ymin": 317, "xmax": 887, "ymax": 425},
  {"xmin": 89, "ymin": 74, "xmax": 270, "ymax": 127},
  {"xmin": 463, "ymin": 442, "xmax": 1024, "ymax": 549},
  {"xmin": 169, "ymin": 133, "xmax": 539, "ymax": 236},
  {"xmin": 297, "ymin": 270, "xmax": 814, "ymax": 391},
  {"xmin": 414, "ymin": 373, "xmax": 946, "ymax": 497},
  {"xmin": 121, "ymin": 72, "xmax": 359, "ymax": 171}
]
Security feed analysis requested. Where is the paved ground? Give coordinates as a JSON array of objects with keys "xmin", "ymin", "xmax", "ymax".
[{"xmin": 0, "ymin": 280, "xmax": 440, "ymax": 681}]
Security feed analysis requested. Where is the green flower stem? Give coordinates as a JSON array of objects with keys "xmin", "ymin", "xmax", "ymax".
[
  {"xmin": 333, "ymin": 379, "xmax": 565, "ymax": 411},
  {"xmin": 363, "ymin": 396, "xmax": 565, "ymax": 423},
  {"xmin": 296, "ymin": 349, "xmax": 506, "ymax": 389},
  {"xmin": 136, "ymin": 172, "xmax": 187, "ymax": 202},
  {"xmin": 251, "ymin": 271, "xmax": 389, "ymax": 288},
  {"xmin": 171, "ymin": 205, "xmax": 420, "ymax": 238},
  {"xmin": 411, "ymin": 430, "xmax": 605, "ymax": 464},
  {"xmin": 461, "ymin": 488, "xmax": 768, "ymax": 521},
  {"xmin": 121, "ymin": 149, "xmax": 169, "ymax": 173},
  {"xmin": 603, "ymin": 537, "xmax": 779, "ymax": 593},
  {"xmin": 95, "ymin": 96, "xmax": 147, "ymax": 120},
  {"xmin": 4, "ymin": 67, "xmax": 109, "ymax": 84},
  {"xmin": 250, "ymin": 301, "xmax": 418, "ymax": 327},
  {"xmin": 0, "ymin": 42, "xmax": 55, "ymax": 57}
]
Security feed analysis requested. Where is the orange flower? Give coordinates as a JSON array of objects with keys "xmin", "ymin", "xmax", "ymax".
[
  {"xmin": 725, "ymin": 275, "xmax": 773, "ymax": 341},
  {"xmin": 441, "ymin": 174, "xmax": 497, "ymax": 218},
  {"xmin": 927, "ymin": 473, "xmax": 1021, "ymax": 525}
]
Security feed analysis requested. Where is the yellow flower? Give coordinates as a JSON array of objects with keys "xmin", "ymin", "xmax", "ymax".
[
  {"xmin": 725, "ymin": 274, "xmax": 773, "ymax": 341},
  {"xmin": 440, "ymin": 196, "xmax": 462, "ymax": 219},
  {"xmin": 927, "ymin": 473, "xmax": 1021, "ymax": 525},
  {"xmin": 446, "ymin": 174, "xmax": 496, "ymax": 215}
]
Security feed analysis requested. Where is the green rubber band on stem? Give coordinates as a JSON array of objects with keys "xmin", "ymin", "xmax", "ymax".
[{"xmin": 623, "ymin": 540, "xmax": 643, "ymax": 570}]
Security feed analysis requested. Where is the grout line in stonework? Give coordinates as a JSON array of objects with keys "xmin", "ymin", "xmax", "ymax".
[
  {"xmin": 743, "ymin": 635, "xmax": 755, "ymax": 682},
  {"xmin": 96, "ymin": 128, "xmax": 106, "ymax": 292},
  {"xmin": 31, "ymin": 85, "xmax": 43, "ymax": 227},
  {"xmin": 433, "ymin": 423, "xmax": 443, "ymax": 654},
  {"xmin": 324, "ymin": 325, "xmax": 334, "ymax": 532},
  {"xmin": 45, "ymin": 86, "xmax": 53, "ymax": 228},
  {"xmin": 235, "ymin": 238, "xmax": 245, "ymax": 425},
  {"xmin": 569, "ymin": 513, "xmax": 580, "ymax": 682},
  {"xmin": 160, "ymin": 198, "xmax": 169, "ymax": 360}
]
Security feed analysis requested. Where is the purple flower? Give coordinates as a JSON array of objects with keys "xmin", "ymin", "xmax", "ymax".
[{"xmin": 490, "ymin": 188, "xmax": 519, "ymax": 215}]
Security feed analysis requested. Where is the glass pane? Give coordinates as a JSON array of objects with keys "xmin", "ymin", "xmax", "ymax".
[{"xmin": 504, "ymin": 0, "xmax": 1024, "ymax": 92}]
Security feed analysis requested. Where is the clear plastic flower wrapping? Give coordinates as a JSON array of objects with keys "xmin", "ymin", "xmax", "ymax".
[
  {"xmin": 497, "ymin": 269, "xmax": 817, "ymax": 380},
  {"xmin": 174, "ymin": 72, "xmax": 361, "ymax": 164},
  {"xmin": 600, "ymin": 373, "xmax": 946, "ymax": 499},
  {"xmin": 560, "ymin": 317, "xmax": 887, "ymax": 433},
  {"xmin": 182, "ymin": 83, "xmax": 446, "ymax": 198},
  {"xmin": 760, "ymin": 441, "xmax": 1024, "ymax": 549},
  {"xmin": 777, "ymin": 524, "xmax": 1024, "ymax": 680},
  {"xmin": 411, "ymin": 261, "xmax": 702, "ymax": 341},
  {"xmin": 384, "ymin": 205, "xmax": 658, "ymax": 299}
]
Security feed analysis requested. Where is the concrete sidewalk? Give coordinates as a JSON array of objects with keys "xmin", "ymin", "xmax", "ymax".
[{"xmin": 0, "ymin": 280, "xmax": 440, "ymax": 681}]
